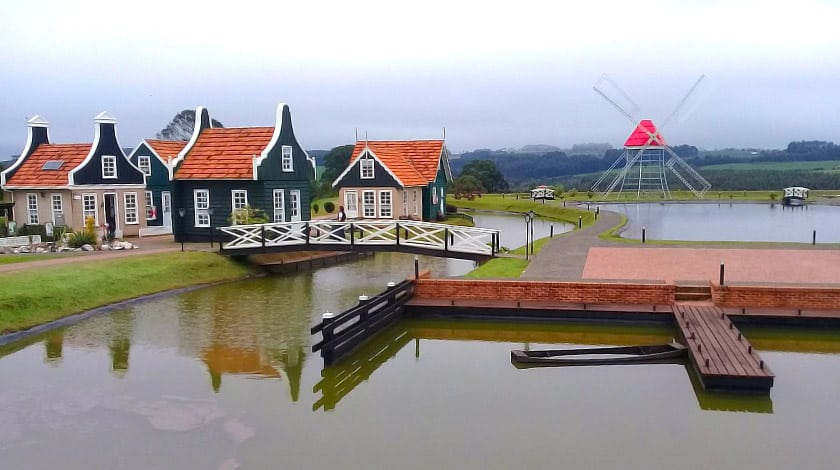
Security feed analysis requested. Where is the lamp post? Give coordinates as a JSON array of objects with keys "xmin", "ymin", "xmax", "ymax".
[
  {"xmin": 524, "ymin": 211, "xmax": 534, "ymax": 261},
  {"xmin": 208, "ymin": 207, "xmax": 214, "ymax": 248},
  {"xmin": 177, "ymin": 208, "xmax": 185, "ymax": 252},
  {"xmin": 528, "ymin": 210, "xmax": 535, "ymax": 256}
]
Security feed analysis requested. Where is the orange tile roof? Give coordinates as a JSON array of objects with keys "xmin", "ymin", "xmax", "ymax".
[
  {"xmin": 351, "ymin": 140, "xmax": 444, "ymax": 186},
  {"xmin": 175, "ymin": 127, "xmax": 274, "ymax": 180},
  {"xmin": 144, "ymin": 139, "xmax": 187, "ymax": 162},
  {"xmin": 5, "ymin": 143, "xmax": 90, "ymax": 187}
]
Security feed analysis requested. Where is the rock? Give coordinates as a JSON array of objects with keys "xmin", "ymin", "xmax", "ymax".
[
  {"xmin": 101, "ymin": 244, "xmax": 111, "ymax": 250},
  {"xmin": 81, "ymin": 244, "xmax": 95, "ymax": 251}
]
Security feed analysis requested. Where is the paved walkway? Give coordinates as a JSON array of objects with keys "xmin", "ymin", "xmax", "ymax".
[{"xmin": 522, "ymin": 208, "xmax": 840, "ymax": 285}]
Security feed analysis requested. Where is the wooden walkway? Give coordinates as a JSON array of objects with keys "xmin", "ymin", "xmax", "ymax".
[{"xmin": 674, "ymin": 304, "xmax": 774, "ymax": 392}]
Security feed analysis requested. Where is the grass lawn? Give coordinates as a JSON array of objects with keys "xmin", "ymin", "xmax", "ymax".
[
  {"xmin": 449, "ymin": 194, "xmax": 596, "ymax": 227},
  {"xmin": 0, "ymin": 252, "xmax": 83, "ymax": 266},
  {"xmin": 0, "ymin": 252, "xmax": 252, "ymax": 335}
]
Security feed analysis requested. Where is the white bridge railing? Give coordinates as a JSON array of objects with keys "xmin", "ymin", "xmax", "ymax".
[{"xmin": 218, "ymin": 220, "xmax": 500, "ymax": 258}]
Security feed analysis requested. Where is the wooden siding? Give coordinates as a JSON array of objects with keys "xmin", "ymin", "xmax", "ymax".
[
  {"xmin": 256, "ymin": 105, "xmax": 315, "ymax": 182},
  {"xmin": 72, "ymin": 123, "xmax": 144, "ymax": 185}
]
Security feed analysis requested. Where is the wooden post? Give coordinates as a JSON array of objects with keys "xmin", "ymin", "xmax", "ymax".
[
  {"xmin": 550, "ymin": 225, "xmax": 554, "ymax": 238},
  {"xmin": 813, "ymin": 229, "xmax": 817, "ymax": 245},
  {"xmin": 321, "ymin": 312, "xmax": 335, "ymax": 361},
  {"xmin": 719, "ymin": 262, "xmax": 725, "ymax": 286},
  {"xmin": 444, "ymin": 228, "xmax": 449, "ymax": 253},
  {"xmin": 261, "ymin": 225, "xmax": 266, "ymax": 249},
  {"xmin": 414, "ymin": 256, "xmax": 419, "ymax": 282},
  {"xmin": 395, "ymin": 223, "xmax": 400, "ymax": 247},
  {"xmin": 578, "ymin": 216, "xmax": 582, "ymax": 229},
  {"xmin": 358, "ymin": 295, "xmax": 370, "ymax": 321},
  {"xmin": 642, "ymin": 227, "xmax": 646, "ymax": 244}
]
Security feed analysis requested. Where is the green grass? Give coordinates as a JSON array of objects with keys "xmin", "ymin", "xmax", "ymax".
[
  {"xmin": 0, "ymin": 252, "xmax": 251, "ymax": 335},
  {"xmin": 449, "ymin": 194, "xmax": 596, "ymax": 227},
  {"xmin": 464, "ymin": 257, "xmax": 528, "ymax": 278},
  {"xmin": 701, "ymin": 160, "xmax": 840, "ymax": 172},
  {"xmin": 0, "ymin": 252, "xmax": 83, "ymax": 266},
  {"xmin": 311, "ymin": 196, "xmax": 339, "ymax": 216}
]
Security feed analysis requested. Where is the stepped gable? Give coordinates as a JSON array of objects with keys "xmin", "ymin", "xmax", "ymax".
[
  {"xmin": 175, "ymin": 127, "xmax": 274, "ymax": 179},
  {"xmin": 624, "ymin": 119, "xmax": 667, "ymax": 147}
]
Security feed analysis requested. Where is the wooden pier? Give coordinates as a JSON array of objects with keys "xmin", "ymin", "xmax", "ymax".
[{"xmin": 674, "ymin": 304, "xmax": 774, "ymax": 393}]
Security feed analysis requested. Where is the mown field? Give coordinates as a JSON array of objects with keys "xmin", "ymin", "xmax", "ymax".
[{"xmin": 700, "ymin": 160, "xmax": 840, "ymax": 172}]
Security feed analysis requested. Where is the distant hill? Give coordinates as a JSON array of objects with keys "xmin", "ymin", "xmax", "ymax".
[
  {"xmin": 307, "ymin": 149, "xmax": 330, "ymax": 165},
  {"xmin": 0, "ymin": 157, "xmax": 16, "ymax": 170}
]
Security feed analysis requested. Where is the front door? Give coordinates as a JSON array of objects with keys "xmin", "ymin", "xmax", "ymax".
[
  {"xmin": 161, "ymin": 191, "xmax": 172, "ymax": 228},
  {"xmin": 289, "ymin": 190, "xmax": 301, "ymax": 222},
  {"xmin": 103, "ymin": 193, "xmax": 119, "ymax": 240},
  {"xmin": 344, "ymin": 190, "xmax": 358, "ymax": 218}
]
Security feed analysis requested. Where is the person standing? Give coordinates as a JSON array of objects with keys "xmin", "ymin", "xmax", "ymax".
[{"xmin": 336, "ymin": 205, "xmax": 347, "ymax": 238}]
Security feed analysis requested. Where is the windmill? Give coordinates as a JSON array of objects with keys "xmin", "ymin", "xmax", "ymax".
[{"xmin": 590, "ymin": 75, "xmax": 711, "ymax": 200}]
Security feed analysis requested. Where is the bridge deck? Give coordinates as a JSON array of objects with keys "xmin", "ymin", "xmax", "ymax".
[{"xmin": 674, "ymin": 304, "xmax": 774, "ymax": 392}]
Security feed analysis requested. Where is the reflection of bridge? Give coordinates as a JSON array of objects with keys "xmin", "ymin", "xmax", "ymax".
[{"xmin": 218, "ymin": 220, "xmax": 500, "ymax": 260}]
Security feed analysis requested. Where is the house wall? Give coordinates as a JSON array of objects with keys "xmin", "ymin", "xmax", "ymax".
[
  {"xmin": 72, "ymin": 123, "xmax": 144, "ymax": 186},
  {"xmin": 338, "ymin": 186, "xmax": 421, "ymax": 220},
  {"xmin": 9, "ymin": 190, "xmax": 75, "ymax": 229},
  {"xmin": 129, "ymin": 143, "xmax": 172, "ymax": 227},
  {"xmin": 257, "ymin": 105, "xmax": 315, "ymax": 182}
]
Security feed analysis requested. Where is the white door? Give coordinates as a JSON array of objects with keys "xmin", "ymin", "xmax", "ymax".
[
  {"xmin": 289, "ymin": 190, "xmax": 301, "ymax": 222},
  {"xmin": 344, "ymin": 190, "xmax": 358, "ymax": 218},
  {"xmin": 162, "ymin": 191, "xmax": 172, "ymax": 228}
]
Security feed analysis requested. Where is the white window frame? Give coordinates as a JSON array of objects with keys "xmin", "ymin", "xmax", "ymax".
[
  {"xmin": 82, "ymin": 193, "xmax": 97, "ymax": 225},
  {"xmin": 26, "ymin": 193, "xmax": 39, "ymax": 224},
  {"xmin": 362, "ymin": 190, "xmax": 376, "ymax": 218},
  {"xmin": 124, "ymin": 192, "xmax": 139, "ymax": 225},
  {"xmin": 273, "ymin": 189, "xmax": 285, "ymax": 223},
  {"xmin": 231, "ymin": 190, "xmax": 248, "ymax": 224},
  {"xmin": 137, "ymin": 155, "xmax": 151, "ymax": 176},
  {"xmin": 194, "ymin": 189, "xmax": 210, "ymax": 227},
  {"xmin": 402, "ymin": 190, "xmax": 408, "ymax": 217},
  {"xmin": 413, "ymin": 189, "xmax": 418, "ymax": 216},
  {"xmin": 51, "ymin": 193, "xmax": 63, "ymax": 224},
  {"xmin": 379, "ymin": 190, "xmax": 392, "ymax": 218},
  {"xmin": 102, "ymin": 155, "xmax": 117, "ymax": 179},
  {"xmin": 289, "ymin": 189, "xmax": 301, "ymax": 222},
  {"xmin": 281, "ymin": 145, "xmax": 294, "ymax": 172},
  {"xmin": 360, "ymin": 158, "xmax": 374, "ymax": 179},
  {"xmin": 145, "ymin": 191, "xmax": 154, "ymax": 220}
]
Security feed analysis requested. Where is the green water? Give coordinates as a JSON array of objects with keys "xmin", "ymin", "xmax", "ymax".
[{"xmin": 2, "ymin": 253, "xmax": 840, "ymax": 469}]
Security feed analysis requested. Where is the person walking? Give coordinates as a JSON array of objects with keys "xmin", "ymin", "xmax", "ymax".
[{"xmin": 336, "ymin": 205, "xmax": 347, "ymax": 238}]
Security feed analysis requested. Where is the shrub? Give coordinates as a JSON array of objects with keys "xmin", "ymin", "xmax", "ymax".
[
  {"xmin": 324, "ymin": 201, "xmax": 335, "ymax": 213},
  {"xmin": 68, "ymin": 229, "xmax": 97, "ymax": 248},
  {"xmin": 313, "ymin": 203, "xmax": 319, "ymax": 214},
  {"xmin": 445, "ymin": 203, "xmax": 457, "ymax": 213},
  {"xmin": 229, "ymin": 206, "xmax": 268, "ymax": 224}
]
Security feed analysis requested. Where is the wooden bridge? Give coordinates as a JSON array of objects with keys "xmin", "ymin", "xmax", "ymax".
[{"xmin": 218, "ymin": 220, "xmax": 501, "ymax": 260}]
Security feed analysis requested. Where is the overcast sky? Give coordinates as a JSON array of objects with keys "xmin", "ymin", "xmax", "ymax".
[{"xmin": 1, "ymin": 0, "xmax": 839, "ymax": 157}]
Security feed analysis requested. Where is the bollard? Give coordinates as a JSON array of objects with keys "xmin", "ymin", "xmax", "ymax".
[
  {"xmin": 386, "ymin": 281, "xmax": 396, "ymax": 289},
  {"xmin": 414, "ymin": 256, "xmax": 419, "ymax": 282},
  {"xmin": 759, "ymin": 360, "xmax": 764, "ymax": 369},
  {"xmin": 719, "ymin": 262, "xmax": 725, "ymax": 286},
  {"xmin": 737, "ymin": 333, "xmax": 741, "ymax": 340},
  {"xmin": 813, "ymin": 229, "xmax": 817, "ymax": 245},
  {"xmin": 642, "ymin": 227, "xmax": 646, "ymax": 244},
  {"xmin": 748, "ymin": 345, "xmax": 752, "ymax": 354},
  {"xmin": 578, "ymin": 216, "xmax": 582, "ymax": 229},
  {"xmin": 698, "ymin": 344, "xmax": 702, "ymax": 352},
  {"xmin": 705, "ymin": 358, "xmax": 710, "ymax": 367},
  {"xmin": 321, "ymin": 312, "xmax": 336, "ymax": 344},
  {"xmin": 563, "ymin": 201, "xmax": 566, "ymax": 207},
  {"xmin": 550, "ymin": 225, "xmax": 554, "ymax": 238}
]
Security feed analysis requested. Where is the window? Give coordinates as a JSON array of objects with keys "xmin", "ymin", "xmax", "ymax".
[
  {"xmin": 194, "ymin": 189, "xmax": 210, "ymax": 227},
  {"xmin": 379, "ymin": 190, "xmax": 392, "ymax": 218},
  {"xmin": 51, "ymin": 194, "xmax": 63, "ymax": 223},
  {"xmin": 281, "ymin": 145, "xmax": 293, "ymax": 172},
  {"xmin": 83, "ymin": 194, "xmax": 97, "ymax": 225},
  {"xmin": 403, "ymin": 190, "xmax": 408, "ymax": 217},
  {"xmin": 102, "ymin": 155, "xmax": 117, "ymax": 179},
  {"xmin": 360, "ymin": 158, "xmax": 374, "ymax": 179},
  {"xmin": 42, "ymin": 160, "xmax": 64, "ymax": 170},
  {"xmin": 145, "ymin": 191, "xmax": 155, "ymax": 220},
  {"xmin": 137, "ymin": 156, "xmax": 151, "ymax": 176},
  {"xmin": 413, "ymin": 189, "xmax": 418, "ymax": 216},
  {"xmin": 289, "ymin": 190, "xmax": 301, "ymax": 222},
  {"xmin": 231, "ymin": 190, "xmax": 248, "ymax": 224},
  {"xmin": 363, "ymin": 190, "xmax": 376, "ymax": 218},
  {"xmin": 124, "ymin": 193, "xmax": 138, "ymax": 224},
  {"xmin": 273, "ymin": 189, "xmax": 285, "ymax": 222},
  {"xmin": 27, "ymin": 193, "xmax": 38, "ymax": 224}
]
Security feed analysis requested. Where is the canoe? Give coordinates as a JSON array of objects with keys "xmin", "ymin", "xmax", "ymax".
[{"xmin": 510, "ymin": 342, "xmax": 687, "ymax": 367}]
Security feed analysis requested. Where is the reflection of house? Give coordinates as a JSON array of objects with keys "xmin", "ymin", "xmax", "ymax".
[
  {"xmin": 0, "ymin": 113, "xmax": 146, "ymax": 237},
  {"xmin": 172, "ymin": 104, "xmax": 316, "ymax": 242},
  {"xmin": 332, "ymin": 140, "xmax": 452, "ymax": 221},
  {"xmin": 530, "ymin": 185, "xmax": 555, "ymax": 200},
  {"xmin": 202, "ymin": 345, "xmax": 281, "ymax": 393},
  {"xmin": 128, "ymin": 140, "xmax": 187, "ymax": 235}
]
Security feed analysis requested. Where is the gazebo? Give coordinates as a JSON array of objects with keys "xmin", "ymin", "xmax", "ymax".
[{"xmin": 530, "ymin": 185, "xmax": 555, "ymax": 201}]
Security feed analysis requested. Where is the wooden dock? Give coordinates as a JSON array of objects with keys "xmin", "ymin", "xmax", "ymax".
[{"xmin": 674, "ymin": 304, "xmax": 774, "ymax": 393}]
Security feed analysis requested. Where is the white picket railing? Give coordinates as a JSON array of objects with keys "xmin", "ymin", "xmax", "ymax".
[{"xmin": 218, "ymin": 220, "xmax": 500, "ymax": 257}]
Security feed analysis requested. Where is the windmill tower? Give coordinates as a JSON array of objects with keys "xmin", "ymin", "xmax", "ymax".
[{"xmin": 590, "ymin": 75, "xmax": 712, "ymax": 200}]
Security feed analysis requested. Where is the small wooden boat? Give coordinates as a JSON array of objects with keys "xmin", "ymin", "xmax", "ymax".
[{"xmin": 511, "ymin": 342, "xmax": 687, "ymax": 367}]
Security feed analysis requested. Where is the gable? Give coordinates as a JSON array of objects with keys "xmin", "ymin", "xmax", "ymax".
[
  {"xmin": 255, "ymin": 104, "xmax": 316, "ymax": 181},
  {"xmin": 71, "ymin": 122, "xmax": 144, "ymax": 185},
  {"xmin": 334, "ymin": 151, "xmax": 402, "ymax": 188}
]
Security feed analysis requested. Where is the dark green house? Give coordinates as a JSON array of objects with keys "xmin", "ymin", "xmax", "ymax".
[{"xmin": 128, "ymin": 139, "xmax": 186, "ymax": 235}]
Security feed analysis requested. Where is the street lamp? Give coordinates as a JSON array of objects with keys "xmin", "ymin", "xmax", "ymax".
[
  {"xmin": 524, "ymin": 211, "xmax": 534, "ymax": 261},
  {"xmin": 177, "ymin": 208, "xmax": 185, "ymax": 252},
  {"xmin": 528, "ymin": 210, "xmax": 535, "ymax": 256}
]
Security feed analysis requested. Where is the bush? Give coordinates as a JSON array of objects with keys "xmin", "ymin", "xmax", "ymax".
[
  {"xmin": 324, "ymin": 201, "xmax": 336, "ymax": 213},
  {"xmin": 313, "ymin": 203, "xmax": 319, "ymax": 214},
  {"xmin": 68, "ymin": 229, "xmax": 97, "ymax": 248},
  {"xmin": 445, "ymin": 203, "xmax": 457, "ymax": 214},
  {"xmin": 229, "ymin": 206, "xmax": 268, "ymax": 225}
]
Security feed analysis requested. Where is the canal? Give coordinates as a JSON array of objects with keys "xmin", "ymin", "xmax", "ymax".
[{"xmin": 1, "ymin": 211, "xmax": 840, "ymax": 468}]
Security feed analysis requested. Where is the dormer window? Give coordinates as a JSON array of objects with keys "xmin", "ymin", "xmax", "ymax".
[
  {"xmin": 360, "ymin": 158, "xmax": 374, "ymax": 179},
  {"xmin": 137, "ymin": 156, "xmax": 151, "ymax": 176},
  {"xmin": 281, "ymin": 145, "xmax": 293, "ymax": 172},
  {"xmin": 102, "ymin": 155, "xmax": 117, "ymax": 179}
]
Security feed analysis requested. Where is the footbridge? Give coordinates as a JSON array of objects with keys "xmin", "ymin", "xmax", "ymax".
[{"xmin": 218, "ymin": 220, "xmax": 501, "ymax": 260}]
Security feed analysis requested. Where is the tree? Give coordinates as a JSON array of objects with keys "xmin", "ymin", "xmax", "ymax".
[
  {"xmin": 156, "ymin": 110, "xmax": 224, "ymax": 141},
  {"xmin": 450, "ymin": 175, "xmax": 484, "ymax": 199},
  {"xmin": 321, "ymin": 144, "xmax": 355, "ymax": 184},
  {"xmin": 459, "ymin": 159, "xmax": 509, "ymax": 193}
]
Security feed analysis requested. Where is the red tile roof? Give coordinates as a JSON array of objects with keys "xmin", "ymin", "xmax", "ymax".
[
  {"xmin": 144, "ymin": 139, "xmax": 187, "ymax": 162},
  {"xmin": 175, "ymin": 127, "xmax": 274, "ymax": 180},
  {"xmin": 624, "ymin": 119, "xmax": 667, "ymax": 147},
  {"xmin": 5, "ymin": 143, "xmax": 90, "ymax": 187},
  {"xmin": 350, "ymin": 140, "xmax": 444, "ymax": 186}
]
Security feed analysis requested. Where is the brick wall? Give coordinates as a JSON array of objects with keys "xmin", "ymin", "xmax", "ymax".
[
  {"xmin": 413, "ymin": 279, "xmax": 674, "ymax": 305},
  {"xmin": 713, "ymin": 284, "xmax": 840, "ymax": 309}
]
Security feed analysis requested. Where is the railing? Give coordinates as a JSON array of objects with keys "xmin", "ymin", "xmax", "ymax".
[
  {"xmin": 311, "ymin": 279, "xmax": 415, "ymax": 365},
  {"xmin": 218, "ymin": 219, "xmax": 500, "ymax": 259}
]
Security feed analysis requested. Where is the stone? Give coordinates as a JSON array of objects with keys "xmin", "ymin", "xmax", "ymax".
[{"xmin": 81, "ymin": 244, "xmax": 95, "ymax": 251}]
